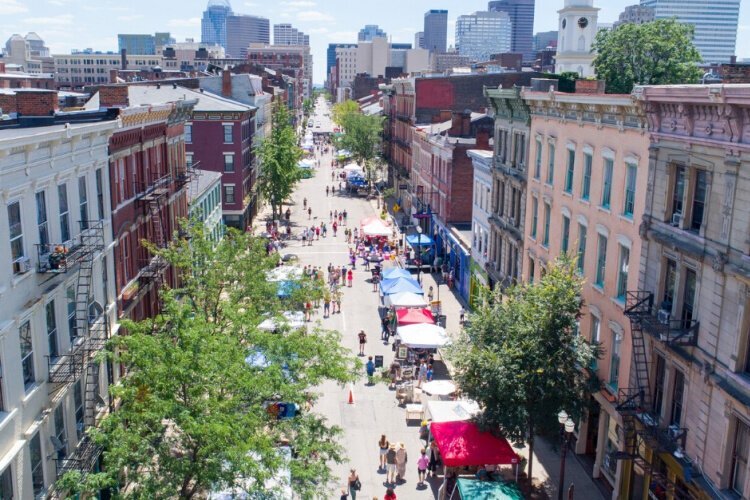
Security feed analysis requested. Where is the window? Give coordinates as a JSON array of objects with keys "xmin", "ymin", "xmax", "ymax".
[
  {"xmin": 542, "ymin": 202, "xmax": 551, "ymax": 247},
  {"xmin": 670, "ymin": 369, "xmax": 685, "ymax": 426},
  {"xmin": 609, "ymin": 329, "xmax": 621, "ymax": 390},
  {"xmin": 223, "ymin": 185, "xmax": 236, "ymax": 204},
  {"xmin": 653, "ymin": 354, "xmax": 666, "ymax": 416},
  {"xmin": 681, "ymin": 268, "xmax": 697, "ymax": 325},
  {"xmin": 546, "ymin": 143, "xmax": 555, "ymax": 184},
  {"xmin": 29, "ymin": 433, "xmax": 44, "ymax": 498},
  {"xmin": 577, "ymin": 224, "xmax": 587, "ymax": 273},
  {"xmin": 8, "ymin": 201, "xmax": 24, "ymax": 275},
  {"xmin": 601, "ymin": 158, "xmax": 613, "ymax": 209},
  {"xmin": 95, "ymin": 168, "xmax": 105, "ymax": 220},
  {"xmin": 731, "ymin": 419, "xmax": 750, "ymax": 495},
  {"xmin": 67, "ymin": 285, "xmax": 78, "ymax": 343},
  {"xmin": 534, "ymin": 138, "xmax": 542, "ymax": 179},
  {"xmin": 564, "ymin": 148, "xmax": 575, "ymax": 193},
  {"xmin": 528, "ymin": 258, "xmax": 535, "ymax": 284},
  {"xmin": 671, "ymin": 165, "xmax": 686, "ymax": 222},
  {"xmin": 53, "ymin": 404, "xmax": 67, "ymax": 459},
  {"xmin": 223, "ymin": 124, "xmax": 233, "ymax": 143},
  {"xmin": 36, "ymin": 191, "xmax": 49, "ymax": 250},
  {"xmin": 581, "ymin": 152, "xmax": 592, "ymax": 200},
  {"xmin": 223, "ymin": 154, "xmax": 235, "ymax": 173},
  {"xmin": 690, "ymin": 170, "xmax": 708, "ymax": 232},
  {"xmin": 78, "ymin": 176, "xmax": 89, "ymax": 230},
  {"xmin": 0, "ymin": 466, "xmax": 12, "ymax": 499},
  {"xmin": 616, "ymin": 245, "xmax": 630, "ymax": 300},
  {"xmin": 662, "ymin": 259, "xmax": 677, "ymax": 311},
  {"xmin": 46, "ymin": 301, "xmax": 59, "ymax": 362},
  {"xmin": 185, "ymin": 124, "xmax": 192, "ymax": 143},
  {"xmin": 19, "ymin": 321, "xmax": 35, "ymax": 391},
  {"xmin": 58, "ymin": 184, "xmax": 71, "ymax": 242},
  {"xmin": 186, "ymin": 153, "xmax": 194, "ymax": 168},
  {"xmin": 623, "ymin": 163, "xmax": 637, "ymax": 217},
  {"xmin": 561, "ymin": 215, "xmax": 570, "ymax": 253},
  {"xmin": 591, "ymin": 315, "xmax": 601, "ymax": 343},
  {"xmin": 74, "ymin": 381, "xmax": 84, "ymax": 439},
  {"xmin": 595, "ymin": 234, "xmax": 607, "ymax": 287}
]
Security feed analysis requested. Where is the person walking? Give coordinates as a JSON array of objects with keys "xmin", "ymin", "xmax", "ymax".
[
  {"xmin": 385, "ymin": 444, "xmax": 398, "ymax": 484},
  {"xmin": 348, "ymin": 469, "xmax": 360, "ymax": 500},
  {"xmin": 347, "ymin": 268, "xmax": 354, "ymax": 287},
  {"xmin": 323, "ymin": 294, "xmax": 331, "ymax": 318},
  {"xmin": 378, "ymin": 435, "xmax": 390, "ymax": 470},
  {"xmin": 308, "ymin": 207, "xmax": 312, "ymax": 220},
  {"xmin": 381, "ymin": 315, "xmax": 390, "ymax": 340},
  {"xmin": 417, "ymin": 361, "xmax": 428, "ymax": 388},
  {"xmin": 427, "ymin": 286, "xmax": 434, "ymax": 303},
  {"xmin": 428, "ymin": 440, "xmax": 440, "ymax": 478},
  {"xmin": 331, "ymin": 171, "xmax": 335, "ymax": 182},
  {"xmin": 366, "ymin": 356, "xmax": 375, "ymax": 385},
  {"xmin": 357, "ymin": 330, "xmax": 367, "ymax": 356},
  {"xmin": 395, "ymin": 443, "xmax": 408, "ymax": 482},
  {"xmin": 303, "ymin": 197, "xmax": 307, "ymax": 209},
  {"xmin": 459, "ymin": 307, "xmax": 466, "ymax": 324},
  {"xmin": 343, "ymin": 209, "xmax": 348, "ymax": 225},
  {"xmin": 333, "ymin": 221, "xmax": 338, "ymax": 237},
  {"xmin": 315, "ymin": 226, "xmax": 320, "ymax": 240},
  {"xmin": 326, "ymin": 185, "xmax": 330, "ymax": 197},
  {"xmin": 384, "ymin": 488, "xmax": 397, "ymax": 500},
  {"xmin": 417, "ymin": 448, "xmax": 429, "ymax": 486},
  {"xmin": 330, "ymin": 210, "xmax": 333, "ymax": 222},
  {"xmin": 426, "ymin": 364, "xmax": 434, "ymax": 382}
]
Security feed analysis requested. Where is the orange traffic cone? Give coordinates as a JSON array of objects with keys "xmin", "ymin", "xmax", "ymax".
[{"xmin": 347, "ymin": 385, "xmax": 355, "ymax": 405}]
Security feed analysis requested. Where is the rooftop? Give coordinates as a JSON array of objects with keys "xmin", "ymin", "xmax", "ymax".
[
  {"xmin": 87, "ymin": 84, "xmax": 255, "ymax": 113},
  {"xmin": 189, "ymin": 169, "xmax": 223, "ymax": 203}
]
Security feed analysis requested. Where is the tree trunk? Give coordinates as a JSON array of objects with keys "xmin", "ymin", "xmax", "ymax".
[{"xmin": 527, "ymin": 419, "xmax": 535, "ymax": 481}]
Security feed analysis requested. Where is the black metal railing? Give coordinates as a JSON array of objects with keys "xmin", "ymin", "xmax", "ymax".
[
  {"xmin": 54, "ymin": 435, "xmax": 101, "ymax": 479},
  {"xmin": 625, "ymin": 291, "xmax": 699, "ymax": 346},
  {"xmin": 35, "ymin": 221, "xmax": 105, "ymax": 274},
  {"xmin": 135, "ymin": 172, "xmax": 172, "ymax": 202}
]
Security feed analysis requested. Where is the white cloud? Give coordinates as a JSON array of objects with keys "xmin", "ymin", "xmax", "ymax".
[
  {"xmin": 1, "ymin": 0, "xmax": 28, "ymax": 14},
  {"xmin": 167, "ymin": 17, "xmax": 200, "ymax": 28},
  {"xmin": 244, "ymin": 1, "xmax": 260, "ymax": 6},
  {"xmin": 117, "ymin": 14, "xmax": 144, "ymax": 22},
  {"xmin": 326, "ymin": 31, "xmax": 357, "ymax": 41},
  {"xmin": 307, "ymin": 27, "xmax": 329, "ymax": 34},
  {"xmin": 282, "ymin": 0, "xmax": 316, "ymax": 6},
  {"xmin": 23, "ymin": 14, "xmax": 74, "ymax": 26},
  {"xmin": 296, "ymin": 10, "xmax": 334, "ymax": 22}
]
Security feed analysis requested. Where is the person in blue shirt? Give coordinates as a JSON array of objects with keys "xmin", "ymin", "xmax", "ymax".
[{"xmin": 366, "ymin": 356, "xmax": 376, "ymax": 385}]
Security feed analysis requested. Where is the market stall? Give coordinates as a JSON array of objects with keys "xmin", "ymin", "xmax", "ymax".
[
  {"xmin": 361, "ymin": 220, "xmax": 392, "ymax": 237},
  {"xmin": 396, "ymin": 307, "xmax": 434, "ymax": 326},
  {"xmin": 396, "ymin": 323, "xmax": 450, "ymax": 349},
  {"xmin": 425, "ymin": 400, "xmax": 480, "ymax": 423},
  {"xmin": 451, "ymin": 478, "xmax": 524, "ymax": 500},
  {"xmin": 381, "ymin": 268, "xmax": 412, "ymax": 281},
  {"xmin": 384, "ymin": 291, "xmax": 429, "ymax": 308},
  {"xmin": 257, "ymin": 311, "xmax": 306, "ymax": 332},
  {"xmin": 380, "ymin": 276, "xmax": 423, "ymax": 296},
  {"xmin": 405, "ymin": 233, "xmax": 435, "ymax": 267}
]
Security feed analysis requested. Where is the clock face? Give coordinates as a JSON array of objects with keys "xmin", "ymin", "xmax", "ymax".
[
  {"xmin": 578, "ymin": 17, "xmax": 588, "ymax": 28},
  {"xmin": 562, "ymin": 18, "xmax": 567, "ymax": 29}
]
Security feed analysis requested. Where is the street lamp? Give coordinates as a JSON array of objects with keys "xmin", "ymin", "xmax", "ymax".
[
  {"xmin": 416, "ymin": 226, "xmax": 423, "ymax": 284},
  {"xmin": 556, "ymin": 410, "xmax": 576, "ymax": 500}
]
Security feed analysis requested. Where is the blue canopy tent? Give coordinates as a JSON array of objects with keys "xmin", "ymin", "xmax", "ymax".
[
  {"xmin": 380, "ymin": 276, "xmax": 424, "ymax": 296},
  {"xmin": 382, "ymin": 268, "xmax": 412, "ymax": 280},
  {"xmin": 276, "ymin": 280, "xmax": 300, "ymax": 299},
  {"xmin": 405, "ymin": 233, "xmax": 435, "ymax": 264}
]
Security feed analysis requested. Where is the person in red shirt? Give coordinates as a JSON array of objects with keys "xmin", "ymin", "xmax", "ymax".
[
  {"xmin": 347, "ymin": 268, "xmax": 354, "ymax": 287},
  {"xmin": 384, "ymin": 487, "xmax": 397, "ymax": 500}
]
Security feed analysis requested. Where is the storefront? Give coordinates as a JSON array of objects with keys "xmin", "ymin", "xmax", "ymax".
[{"xmin": 468, "ymin": 260, "xmax": 489, "ymax": 308}]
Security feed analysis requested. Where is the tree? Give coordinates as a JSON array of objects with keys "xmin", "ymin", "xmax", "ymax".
[
  {"xmin": 592, "ymin": 18, "xmax": 702, "ymax": 94},
  {"xmin": 448, "ymin": 258, "xmax": 598, "ymax": 483},
  {"xmin": 336, "ymin": 113, "xmax": 384, "ymax": 187},
  {"xmin": 256, "ymin": 101, "xmax": 303, "ymax": 221},
  {"xmin": 66, "ymin": 223, "xmax": 358, "ymax": 499},
  {"xmin": 302, "ymin": 98, "xmax": 314, "ymax": 117},
  {"xmin": 331, "ymin": 99, "xmax": 359, "ymax": 129}
]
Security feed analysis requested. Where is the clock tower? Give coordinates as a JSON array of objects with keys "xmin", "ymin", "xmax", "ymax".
[{"xmin": 555, "ymin": 0, "xmax": 600, "ymax": 78}]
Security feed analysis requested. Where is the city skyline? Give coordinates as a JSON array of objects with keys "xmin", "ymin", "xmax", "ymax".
[{"xmin": 1, "ymin": 0, "xmax": 749, "ymax": 83}]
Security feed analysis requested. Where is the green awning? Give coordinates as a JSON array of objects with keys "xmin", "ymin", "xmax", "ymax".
[{"xmin": 455, "ymin": 478, "xmax": 524, "ymax": 500}]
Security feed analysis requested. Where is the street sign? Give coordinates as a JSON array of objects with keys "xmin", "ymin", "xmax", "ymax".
[{"xmin": 398, "ymin": 184, "xmax": 408, "ymax": 190}]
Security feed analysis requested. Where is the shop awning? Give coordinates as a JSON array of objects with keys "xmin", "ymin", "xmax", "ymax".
[
  {"xmin": 455, "ymin": 478, "xmax": 524, "ymax": 500},
  {"xmin": 384, "ymin": 291, "xmax": 428, "ymax": 308},
  {"xmin": 380, "ymin": 277, "xmax": 423, "ymax": 296},
  {"xmin": 430, "ymin": 421, "xmax": 520, "ymax": 467},
  {"xmin": 396, "ymin": 323, "xmax": 450, "ymax": 349},
  {"xmin": 396, "ymin": 307, "xmax": 434, "ymax": 325}
]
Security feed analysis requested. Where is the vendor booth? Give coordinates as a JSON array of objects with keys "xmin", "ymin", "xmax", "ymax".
[
  {"xmin": 430, "ymin": 421, "xmax": 519, "ymax": 467},
  {"xmin": 405, "ymin": 233, "xmax": 435, "ymax": 267},
  {"xmin": 452, "ymin": 478, "xmax": 524, "ymax": 500},
  {"xmin": 361, "ymin": 215, "xmax": 392, "ymax": 227},
  {"xmin": 258, "ymin": 311, "xmax": 306, "ymax": 332},
  {"xmin": 396, "ymin": 307, "xmax": 434, "ymax": 326},
  {"xmin": 266, "ymin": 265, "xmax": 302, "ymax": 282},
  {"xmin": 426, "ymin": 400, "xmax": 480, "ymax": 423},
  {"xmin": 361, "ymin": 220, "xmax": 392, "ymax": 237},
  {"xmin": 396, "ymin": 323, "xmax": 450, "ymax": 349},
  {"xmin": 380, "ymin": 276, "xmax": 423, "ymax": 296},
  {"xmin": 382, "ymin": 268, "xmax": 412, "ymax": 281},
  {"xmin": 385, "ymin": 291, "xmax": 429, "ymax": 308}
]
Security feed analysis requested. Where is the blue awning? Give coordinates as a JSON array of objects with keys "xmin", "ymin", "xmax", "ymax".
[{"xmin": 405, "ymin": 234, "xmax": 433, "ymax": 246}]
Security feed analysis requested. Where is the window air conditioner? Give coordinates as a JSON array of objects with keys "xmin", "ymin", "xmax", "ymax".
[{"xmin": 671, "ymin": 213, "xmax": 682, "ymax": 227}]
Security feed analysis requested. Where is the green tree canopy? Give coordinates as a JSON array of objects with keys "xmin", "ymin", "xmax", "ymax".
[
  {"xmin": 67, "ymin": 223, "xmax": 358, "ymax": 499},
  {"xmin": 302, "ymin": 98, "xmax": 314, "ymax": 117},
  {"xmin": 592, "ymin": 18, "xmax": 702, "ymax": 94},
  {"xmin": 336, "ymin": 113, "xmax": 384, "ymax": 184},
  {"xmin": 256, "ymin": 101, "xmax": 303, "ymax": 220},
  {"xmin": 331, "ymin": 99, "xmax": 359, "ymax": 129},
  {"xmin": 448, "ymin": 258, "xmax": 598, "ymax": 481}
]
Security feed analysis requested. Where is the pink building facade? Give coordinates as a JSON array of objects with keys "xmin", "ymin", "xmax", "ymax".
[{"xmin": 521, "ymin": 89, "xmax": 649, "ymax": 497}]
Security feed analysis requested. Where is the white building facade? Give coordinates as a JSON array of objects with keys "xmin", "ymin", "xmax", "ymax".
[
  {"xmin": 555, "ymin": 0, "xmax": 600, "ymax": 77},
  {"xmin": 469, "ymin": 149, "xmax": 493, "ymax": 276},
  {"xmin": 0, "ymin": 118, "xmax": 119, "ymax": 499},
  {"xmin": 456, "ymin": 11, "xmax": 512, "ymax": 62}
]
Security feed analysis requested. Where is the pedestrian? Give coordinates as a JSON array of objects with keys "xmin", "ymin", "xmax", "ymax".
[
  {"xmin": 353, "ymin": 227, "xmax": 359, "ymax": 239},
  {"xmin": 388, "ymin": 360, "xmax": 401, "ymax": 388},
  {"xmin": 333, "ymin": 184, "xmax": 337, "ymax": 194},
  {"xmin": 428, "ymin": 440, "xmax": 440, "ymax": 477},
  {"xmin": 378, "ymin": 435, "xmax": 390, "ymax": 470},
  {"xmin": 301, "ymin": 229, "xmax": 307, "ymax": 245},
  {"xmin": 395, "ymin": 442, "xmax": 408, "ymax": 482},
  {"xmin": 459, "ymin": 307, "xmax": 466, "ymax": 324},
  {"xmin": 338, "ymin": 213, "xmax": 343, "ymax": 224},
  {"xmin": 385, "ymin": 443, "xmax": 398, "ymax": 484},
  {"xmin": 308, "ymin": 207, "xmax": 312, "ymax": 220},
  {"xmin": 330, "ymin": 210, "xmax": 333, "ymax": 221},
  {"xmin": 343, "ymin": 209, "xmax": 348, "ymax": 225},
  {"xmin": 323, "ymin": 294, "xmax": 331, "ymax": 318},
  {"xmin": 417, "ymin": 361, "xmax": 427, "ymax": 388},
  {"xmin": 417, "ymin": 448, "xmax": 429, "ymax": 486},
  {"xmin": 315, "ymin": 226, "xmax": 320, "ymax": 240},
  {"xmin": 384, "ymin": 488, "xmax": 397, "ymax": 500},
  {"xmin": 340, "ymin": 266, "xmax": 346, "ymax": 286},
  {"xmin": 326, "ymin": 185, "xmax": 330, "ymax": 196},
  {"xmin": 366, "ymin": 356, "xmax": 375, "ymax": 385},
  {"xmin": 350, "ymin": 253, "xmax": 356, "ymax": 269},
  {"xmin": 340, "ymin": 487, "xmax": 348, "ymax": 500},
  {"xmin": 381, "ymin": 315, "xmax": 390, "ymax": 340},
  {"xmin": 347, "ymin": 268, "xmax": 354, "ymax": 287},
  {"xmin": 303, "ymin": 197, "xmax": 307, "ymax": 209},
  {"xmin": 333, "ymin": 221, "xmax": 338, "ymax": 236},
  {"xmin": 331, "ymin": 171, "xmax": 335, "ymax": 181},
  {"xmin": 427, "ymin": 286, "xmax": 434, "ymax": 302},
  {"xmin": 372, "ymin": 271, "xmax": 380, "ymax": 292},
  {"xmin": 322, "ymin": 223, "xmax": 327, "ymax": 238},
  {"xmin": 304, "ymin": 301, "xmax": 312, "ymax": 322},
  {"xmin": 358, "ymin": 330, "xmax": 367, "ymax": 356},
  {"xmin": 426, "ymin": 364, "xmax": 434, "ymax": 382},
  {"xmin": 348, "ymin": 469, "xmax": 361, "ymax": 500}
]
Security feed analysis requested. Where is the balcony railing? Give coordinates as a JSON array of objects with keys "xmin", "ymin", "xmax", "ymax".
[
  {"xmin": 625, "ymin": 291, "xmax": 699, "ymax": 346},
  {"xmin": 615, "ymin": 387, "xmax": 688, "ymax": 455},
  {"xmin": 135, "ymin": 172, "xmax": 172, "ymax": 203},
  {"xmin": 35, "ymin": 221, "xmax": 105, "ymax": 274},
  {"xmin": 54, "ymin": 435, "xmax": 102, "ymax": 479}
]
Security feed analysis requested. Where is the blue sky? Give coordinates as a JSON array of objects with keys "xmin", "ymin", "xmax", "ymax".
[{"xmin": 3, "ymin": 0, "xmax": 749, "ymax": 83}]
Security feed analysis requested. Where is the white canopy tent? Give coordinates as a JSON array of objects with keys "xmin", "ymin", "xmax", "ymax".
[
  {"xmin": 385, "ymin": 292, "xmax": 429, "ymax": 308},
  {"xmin": 342, "ymin": 163, "xmax": 365, "ymax": 174},
  {"xmin": 258, "ymin": 311, "xmax": 306, "ymax": 332},
  {"xmin": 426, "ymin": 400, "xmax": 480, "ymax": 423},
  {"xmin": 266, "ymin": 265, "xmax": 302, "ymax": 282},
  {"xmin": 396, "ymin": 323, "xmax": 450, "ymax": 349},
  {"xmin": 361, "ymin": 220, "xmax": 392, "ymax": 237}
]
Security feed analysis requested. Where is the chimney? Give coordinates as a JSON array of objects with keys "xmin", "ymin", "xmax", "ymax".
[
  {"xmin": 222, "ymin": 70, "xmax": 232, "ymax": 98},
  {"xmin": 121, "ymin": 48, "xmax": 127, "ymax": 70},
  {"xmin": 461, "ymin": 110, "xmax": 471, "ymax": 136},
  {"xmin": 439, "ymin": 109, "xmax": 451, "ymax": 122},
  {"xmin": 109, "ymin": 69, "xmax": 118, "ymax": 84},
  {"xmin": 574, "ymin": 79, "xmax": 606, "ymax": 94},
  {"xmin": 449, "ymin": 111, "xmax": 462, "ymax": 136},
  {"xmin": 15, "ymin": 90, "xmax": 58, "ymax": 116},
  {"xmin": 0, "ymin": 62, "xmax": 5, "ymax": 73},
  {"xmin": 475, "ymin": 130, "xmax": 490, "ymax": 150},
  {"xmin": 98, "ymin": 85, "xmax": 130, "ymax": 108}
]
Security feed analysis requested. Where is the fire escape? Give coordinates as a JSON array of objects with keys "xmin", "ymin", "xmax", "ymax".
[
  {"xmin": 615, "ymin": 291, "xmax": 699, "ymax": 499},
  {"xmin": 37, "ymin": 220, "xmax": 109, "ymax": 483},
  {"xmin": 136, "ymin": 173, "xmax": 173, "ymax": 299}
]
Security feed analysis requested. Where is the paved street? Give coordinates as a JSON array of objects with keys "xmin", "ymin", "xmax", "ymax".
[{"xmin": 260, "ymin": 98, "xmax": 608, "ymax": 500}]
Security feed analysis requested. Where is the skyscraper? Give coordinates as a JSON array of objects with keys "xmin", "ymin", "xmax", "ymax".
[
  {"xmin": 415, "ymin": 31, "xmax": 425, "ymax": 49},
  {"xmin": 640, "ymin": 0, "xmax": 740, "ymax": 63},
  {"xmin": 456, "ymin": 11, "xmax": 512, "ymax": 62},
  {"xmin": 327, "ymin": 43, "xmax": 357, "ymax": 80},
  {"xmin": 358, "ymin": 25, "xmax": 387, "ymax": 41},
  {"xmin": 226, "ymin": 14, "xmax": 270, "ymax": 58},
  {"xmin": 118, "ymin": 33, "xmax": 174, "ymax": 55},
  {"xmin": 487, "ymin": 0, "xmax": 535, "ymax": 61},
  {"xmin": 423, "ymin": 9, "xmax": 448, "ymax": 54},
  {"xmin": 273, "ymin": 23, "xmax": 310, "ymax": 46},
  {"xmin": 201, "ymin": 0, "xmax": 233, "ymax": 49}
]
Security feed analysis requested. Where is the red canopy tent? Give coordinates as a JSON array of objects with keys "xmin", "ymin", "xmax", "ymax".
[
  {"xmin": 430, "ymin": 421, "xmax": 519, "ymax": 467},
  {"xmin": 396, "ymin": 307, "xmax": 435, "ymax": 326}
]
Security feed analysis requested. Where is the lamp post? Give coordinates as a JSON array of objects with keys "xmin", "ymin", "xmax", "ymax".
[
  {"xmin": 557, "ymin": 410, "xmax": 576, "ymax": 500},
  {"xmin": 416, "ymin": 225, "xmax": 423, "ymax": 284}
]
